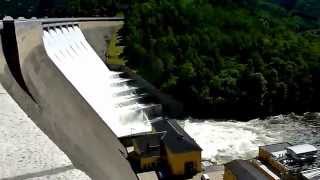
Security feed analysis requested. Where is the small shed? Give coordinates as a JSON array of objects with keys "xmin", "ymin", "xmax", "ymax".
[
  {"xmin": 132, "ymin": 133, "xmax": 163, "ymax": 170},
  {"xmin": 286, "ymin": 144, "xmax": 318, "ymax": 162},
  {"xmin": 224, "ymin": 160, "xmax": 270, "ymax": 180},
  {"xmin": 120, "ymin": 132, "xmax": 164, "ymax": 171},
  {"xmin": 152, "ymin": 118, "xmax": 202, "ymax": 176}
]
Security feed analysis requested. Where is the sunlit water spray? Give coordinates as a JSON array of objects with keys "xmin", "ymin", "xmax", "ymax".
[
  {"xmin": 181, "ymin": 114, "xmax": 320, "ymax": 164},
  {"xmin": 42, "ymin": 25, "xmax": 151, "ymax": 137}
]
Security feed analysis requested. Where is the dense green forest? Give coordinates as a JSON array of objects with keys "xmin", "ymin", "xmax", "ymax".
[
  {"xmin": 277, "ymin": 0, "xmax": 320, "ymax": 18},
  {"xmin": 1, "ymin": 0, "xmax": 320, "ymax": 119},
  {"xmin": 0, "ymin": 0, "xmax": 128, "ymax": 18},
  {"xmin": 120, "ymin": 0, "xmax": 320, "ymax": 119}
]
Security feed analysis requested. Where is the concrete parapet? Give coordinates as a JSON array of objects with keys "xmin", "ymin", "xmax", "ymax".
[{"xmin": 0, "ymin": 18, "xmax": 136, "ymax": 180}]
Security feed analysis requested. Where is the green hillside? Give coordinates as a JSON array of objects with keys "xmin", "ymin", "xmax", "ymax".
[
  {"xmin": 0, "ymin": 0, "xmax": 118, "ymax": 18},
  {"xmin": 269, "ymin": 0, "xmax": 320, "ymax": 19},
  {"xmin": 120, "ymin": 0, "xmax": 320, "ymax": 119}
]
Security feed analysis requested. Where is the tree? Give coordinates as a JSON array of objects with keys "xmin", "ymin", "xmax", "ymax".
[{"xmin": 121, "ymin": 0, "xmax": 320, "ymax": 119}]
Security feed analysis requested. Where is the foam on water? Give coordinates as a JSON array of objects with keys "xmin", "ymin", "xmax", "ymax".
[
  {"xmin": 42, "ymin": 26, "xmax": 151, "ymax": 137},
  {"xmin": 181, "ymin": 114, "xmax": 320, "ymax": 164}
]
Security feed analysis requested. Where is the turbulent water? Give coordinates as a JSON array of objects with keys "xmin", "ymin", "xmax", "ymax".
[{"xmin": 180, "ymin": 113, "xmax": 320, "ymax": 164}]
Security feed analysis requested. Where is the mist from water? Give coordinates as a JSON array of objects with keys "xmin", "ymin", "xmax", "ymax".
[{"xmin": 181, "ymin": 113, "xmax": 320, "ymax": 164}]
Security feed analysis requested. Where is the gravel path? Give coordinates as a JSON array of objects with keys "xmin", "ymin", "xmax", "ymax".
[{"xmin": 0, "ymin": 84, "xmax": 90, "ymax": 180}]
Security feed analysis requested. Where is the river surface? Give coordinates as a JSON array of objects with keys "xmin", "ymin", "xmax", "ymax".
[{"xmin": 180, "ymin": 113, "xmax": 320, "ymax": 164}]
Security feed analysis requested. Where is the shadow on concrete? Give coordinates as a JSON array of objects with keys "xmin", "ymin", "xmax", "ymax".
[{"xmin": 1, "ymin": 165, "xmax": 75, "ymax": 180}]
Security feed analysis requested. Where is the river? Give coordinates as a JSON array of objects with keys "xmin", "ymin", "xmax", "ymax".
[{"xmin": 180, "ymin": 113, "xmax": 320, "ymax": 164}]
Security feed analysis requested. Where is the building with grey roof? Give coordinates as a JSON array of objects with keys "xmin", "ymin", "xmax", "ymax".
[
  {"xmin": 151, "ymin": 118, "xmax": 202, "ymax": 176},
  {"xmin": 224, "ymin": 160, "xmax": 271, "ymax": 180},
  {"xmin": 119, "ymin": 118, "xmax": 202, "ymax": 177},
  {"xmin": 258, "ymin": 142, "xmax": 320, "ymax": 180},
  {"xmin": 260, "ymin": 142, "xmax": 293, "ymax": 154},
  {"xmin": 286, "ymin": 144, "xmax": 318, "ymax": 162},
  {"xmin": 151, "ymin": 118, "xmax": 202, "ymax": 153}
]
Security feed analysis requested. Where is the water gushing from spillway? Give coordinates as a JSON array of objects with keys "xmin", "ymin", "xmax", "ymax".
[
  {"xmin": 42, "ymin": 25, "xmax": 152, "ymax": 137},
  {"xmin": 180, "ymin": 113, "xmax": 320, "ymax": 164}
]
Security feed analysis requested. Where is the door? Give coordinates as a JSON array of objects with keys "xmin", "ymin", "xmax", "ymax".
[{"xmin": 184, "ymin": 161, "xmax": 195, "ymax": 175}]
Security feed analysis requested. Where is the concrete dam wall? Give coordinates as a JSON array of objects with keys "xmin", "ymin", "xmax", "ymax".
[{"xmin": 0, "ymin": 17, "xmax": 142, "ymax": 180}]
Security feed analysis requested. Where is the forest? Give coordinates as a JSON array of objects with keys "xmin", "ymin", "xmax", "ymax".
[
  {"xmin": 0, "ymin": 0, "xmax": 128, "ymax": 18},
  {"xmin": 1, "ymin": 0, "xmax": 320, "ymax": 119},
  {"xmin": 119, "ymin": 0, "xmax": 320, "ymax": 119},
  {"xmin": 277, "ymin": 0, "xmax": 320, "ymax": 18}
]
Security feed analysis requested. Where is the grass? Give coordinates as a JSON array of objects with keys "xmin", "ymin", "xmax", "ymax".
[{"xmin": 106, "ymin": 32, "xmax": 126, "ymax": 65}]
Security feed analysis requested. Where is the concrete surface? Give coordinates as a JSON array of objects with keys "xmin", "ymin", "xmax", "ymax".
[
  {"xmin": 80, "ymin": 20, "xmax": 123, "ymax": 61},
  {"xmin": 0, "ymin": 84, "xmax": 90, "ymax": 179},
  {"xmin": 137, "ymin": 171, "xmax": 158, "ymax": 180},
  {"xmin": 191, "ymin": 166, "xmax": 224, "ymax": 180},
  {"xmin": 0, "ymin": 19, "xmax": 137, "ymax": 180}
]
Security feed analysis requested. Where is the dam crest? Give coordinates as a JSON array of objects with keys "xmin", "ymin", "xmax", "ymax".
[{"xmin": 0, "ymin": 17, "xmax": 147, "ymax": 180}]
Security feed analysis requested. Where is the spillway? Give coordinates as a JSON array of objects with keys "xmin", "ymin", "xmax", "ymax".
[
  {"xmin": 42, "ymin": 25, "xmax": 151, "ymax": 137},
  {"xmin": 0, "ymin": 18, "xmax": 143, "ymax": 180}
]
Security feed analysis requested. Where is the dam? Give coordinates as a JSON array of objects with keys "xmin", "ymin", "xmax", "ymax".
[
  {"xmin": 2, "ymin": 17, "xmax": 319, "ymax": 180},
  {"xmin": 0, "ymin": 17, "xmax": 152, "ymax": 180}
]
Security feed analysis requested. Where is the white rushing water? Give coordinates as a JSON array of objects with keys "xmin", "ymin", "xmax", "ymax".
[
  {"xmin": 42, "ymin": 25, "xmax": 151, "ymax": 137},
  {"xmin": 181, "ymin": 113, "xmax": 320, "ymax": 164}
]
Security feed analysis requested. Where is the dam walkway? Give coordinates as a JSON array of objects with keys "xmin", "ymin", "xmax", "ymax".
[{"xmin": 0, "ymin": 84, "xmax": 90, "ymax": 179}]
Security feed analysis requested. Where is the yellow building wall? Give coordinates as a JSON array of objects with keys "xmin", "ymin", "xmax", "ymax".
[
  {"xmin": 223, "ymin": 168, "xmax": 237, "ymax": 180},
  {"xmin": 140, "ymin": 156, "xmax": 160, "ymax": 169},
  {"xmin": 165, "ymin": 146, "xmax": 201, "ymax": 176}
]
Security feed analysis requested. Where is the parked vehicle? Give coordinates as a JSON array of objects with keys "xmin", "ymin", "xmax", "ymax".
[{"xmin": 201, "ymin": 173, "xmax": 210, "ymax": 180}]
